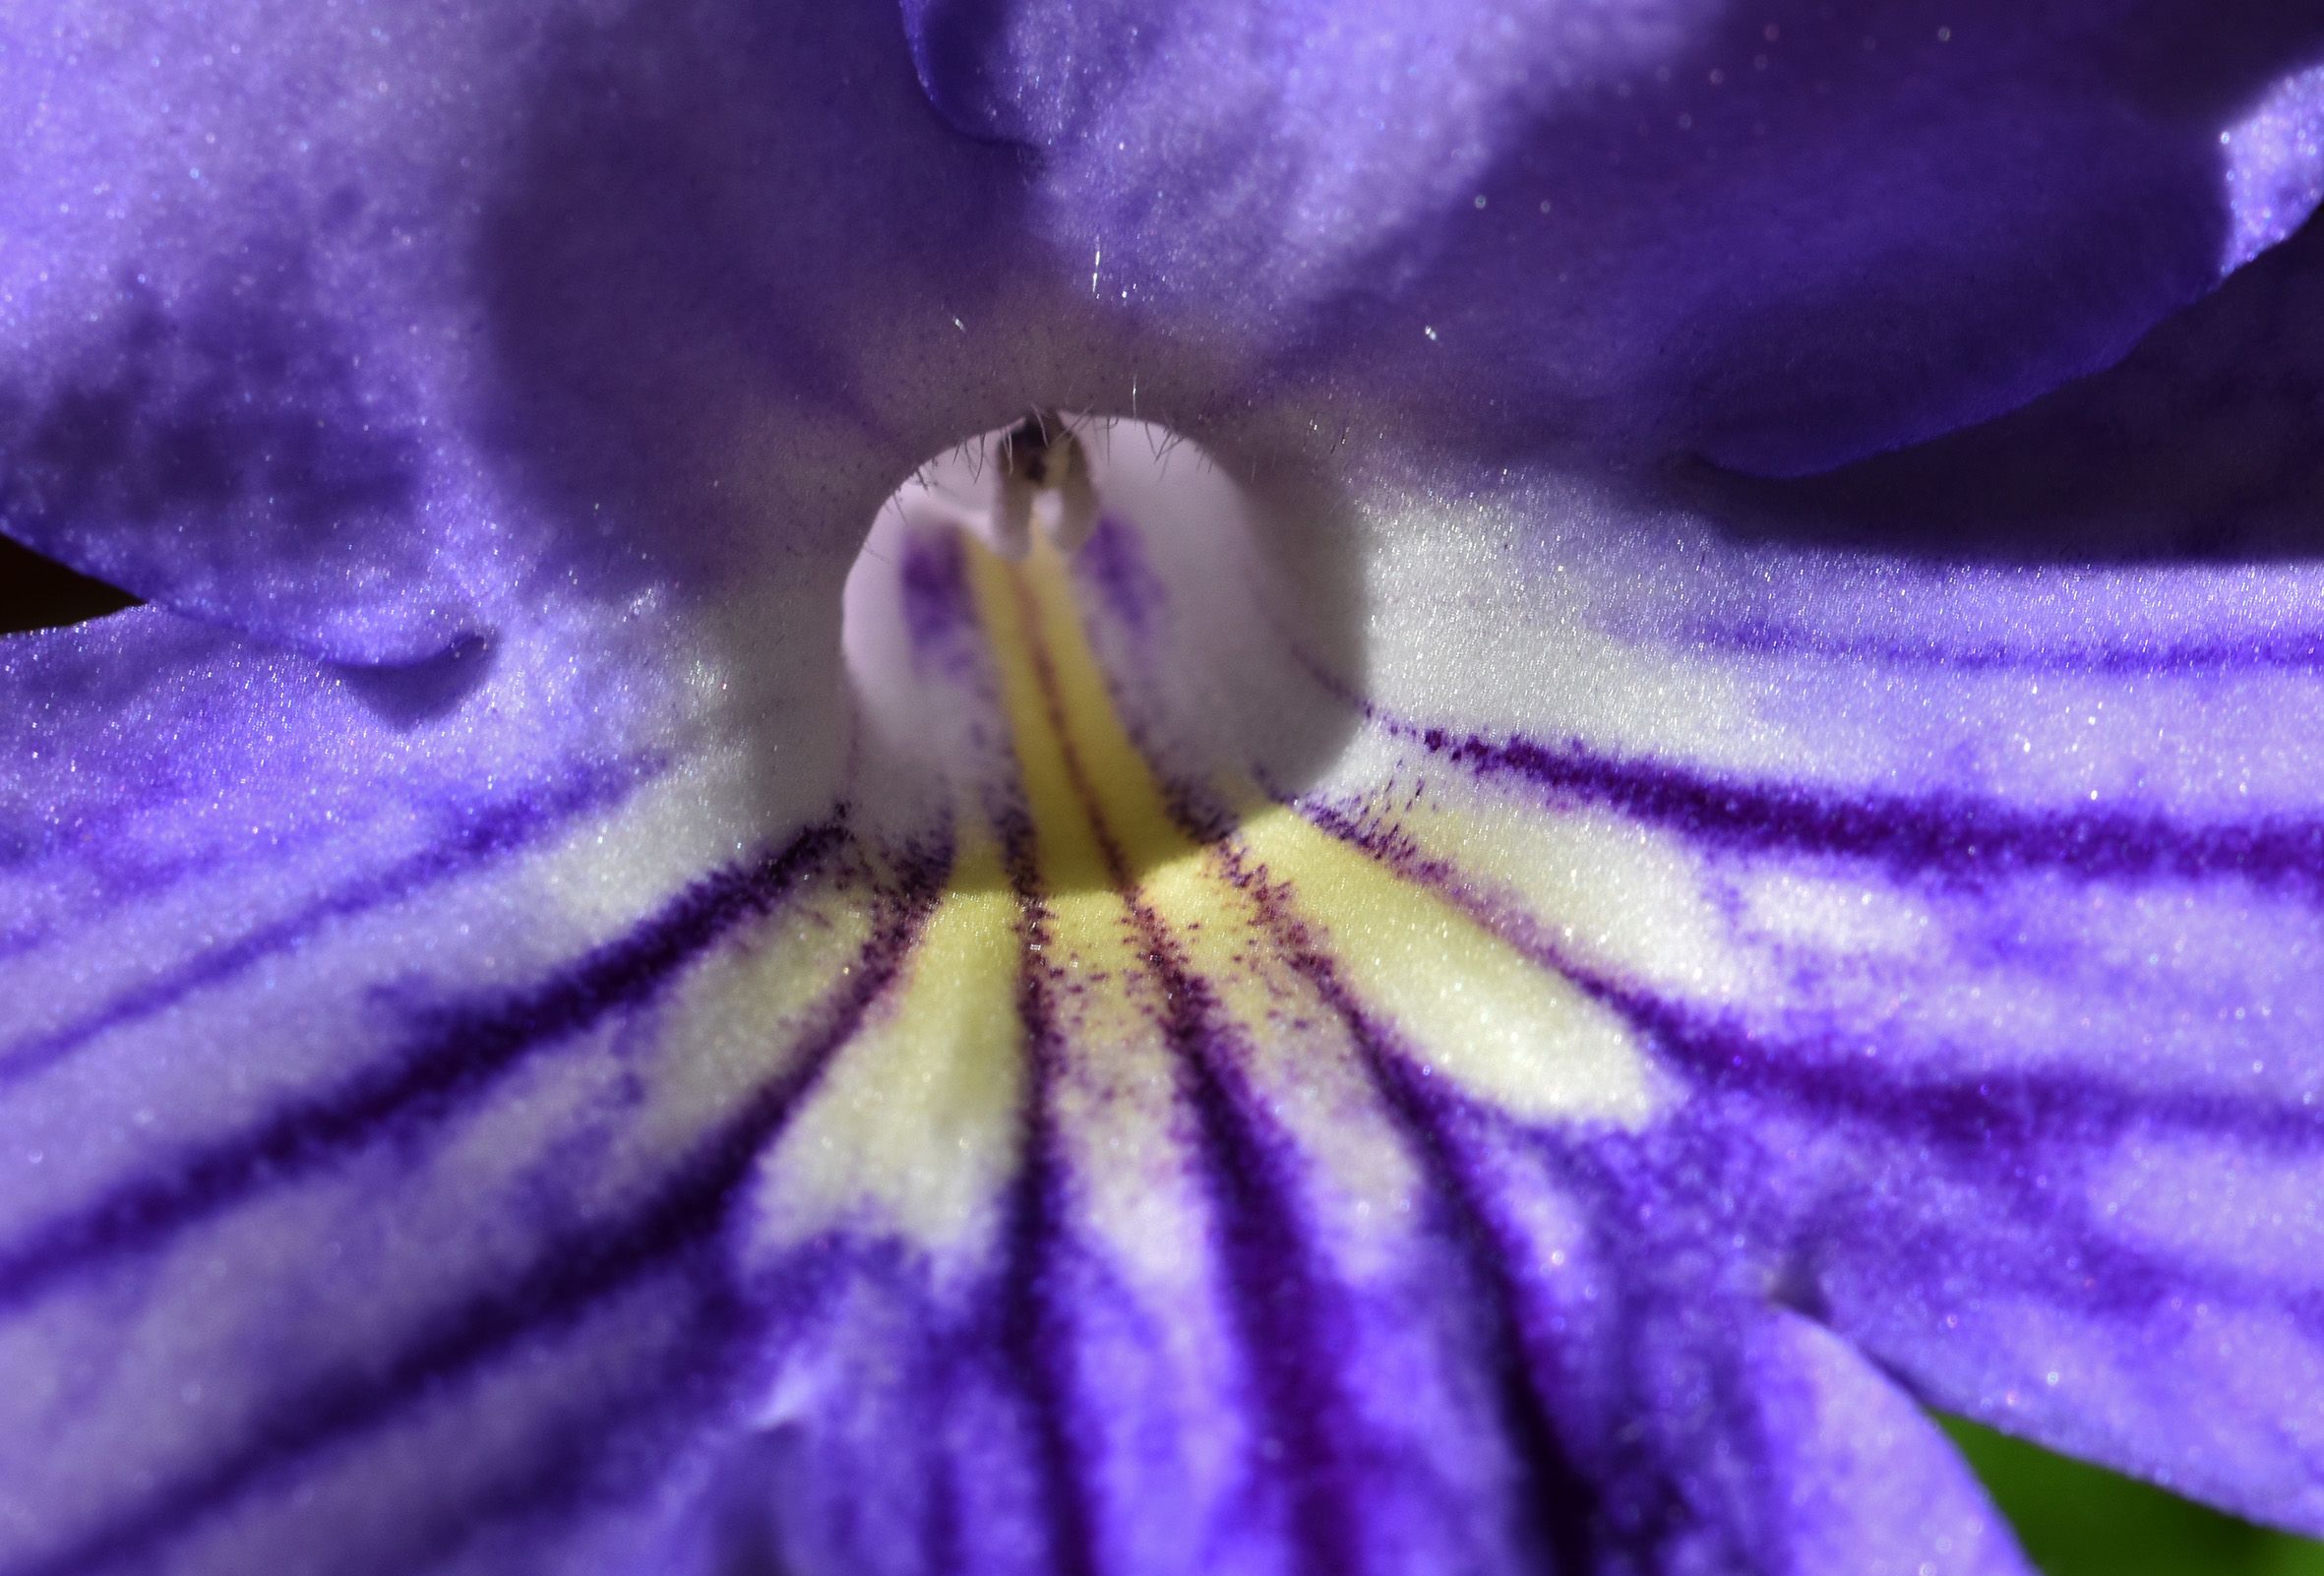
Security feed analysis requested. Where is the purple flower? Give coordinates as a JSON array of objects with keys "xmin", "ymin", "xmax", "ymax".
[{"xmin": 6, "ymin": 2, "xmax": 2324, "ymax": 1572}]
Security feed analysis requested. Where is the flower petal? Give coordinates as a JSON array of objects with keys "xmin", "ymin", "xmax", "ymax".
[
  {"xmin": 0, "ymin": 0, "xmax": 1056, "ymax": 658},
  {"xmin": 1241, "ymin": 402, "xmax": 2324, "ymax": 1533},
  {"xmin": 903, "ymin": 0, "xmax": 2324, "ymax": 470},
  {"xmin": 0, "ymin": 592, "xmax": 864, "ymax": 1573},
  {"xmin": 1734, "ymin": 1309, "xmax": 2038, "ymax": 1576},
  {"xmin": 636, "ymin": 476, "xmax": 2064, "ymax": 1575},
  {"xmin": 0, "ymin": 425, "xmax": 2056, "ymax": 1575},
  {"xmin": 1700, "ymin": 189, "xmax": 2324, "ymax": 565}
]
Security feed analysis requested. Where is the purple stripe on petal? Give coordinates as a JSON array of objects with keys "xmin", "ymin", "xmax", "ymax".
[
  {"xmin": 1014, "ymin": 618, "xmax": 1370, "ymax": 1576},
  {"xmin": 1286, "ymin": 632, "xmax": 2324, "ymax": 893},
  {"xmin": 1126, "ymin": 912, "xmax": 1367, "ymax": 1576},
  {"xmin": 1069, "ymin": 679, "xmax": 1669, "ymax": 1569},
  {"xmin": 1276, "ymin": 759, "xmax": 2324, "ymax": 1527},
  {"xmin": 1210, "ymin": 839, "xmax": 1602, "ymax": 1572},
  {"xmin": 1391, "ymin": 722, "xmax": 2324, "ymax": 895},
  {"xmin": 1300, "ymin": 791, "xmax": 2324, "ymax": 1162},
  {"xmin": 1044, "ymin": 543, "xmax": 1627, "ymax": 1567},
  {"xmin": 10, "ymin": 855, "xmax": 937, "ymax": 1576},
  {"xmin": 0, "ymin": 818, "xmax": 847, "ymax": 1313},
  {"xmin": 1070, "ymin": 514, "xmax": 1165, "ymax": 642},
  {"xmin": 998, "ymin": 879, "xmax": 1106, "ymax": 1576},
  {"xmin": 0, "ymin": 761, "xmax": 653, "ymax": 1092},
  {"xmin": 1609, "ymin": 983, "xmax": 2324, "ymax": 1162},
  {"xmin": 1676, "ymin": 617, "xmax": 2324, "ymax": 676},
  {"xmin": 898, "ymin": 529, "xmax": 981, "ymax": 676}
]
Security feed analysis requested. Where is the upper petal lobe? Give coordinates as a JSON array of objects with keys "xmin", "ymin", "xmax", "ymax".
[{"xmin": 905, "ymin": 0, "xmax": 2324, "ymax": 471}]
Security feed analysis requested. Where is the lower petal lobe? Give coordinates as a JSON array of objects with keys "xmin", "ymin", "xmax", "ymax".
[
  {"xmin": 0, "ymin": 597, "xmax": 869, "ymax": 1574},
  {"xmin": 18, "ymin": 410, "xmax": 2323, "ymax": 1570},
  {"xmin": 1281, "ymin": 447, "xmax": 2324, "ymax": 1537}
]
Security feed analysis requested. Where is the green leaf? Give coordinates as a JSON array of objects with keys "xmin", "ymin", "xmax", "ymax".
[{"xmin": 1940, "ymin": 1416, "xmax": 2324, "ymax": 1576}]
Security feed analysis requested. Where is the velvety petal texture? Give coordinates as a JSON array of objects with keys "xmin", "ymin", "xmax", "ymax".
[
  {"xmin": 1314, "ymin": 457, "xmax": 2324, "ymax": 1540},
  {"xmin": 11, "ymin": 0, "xmax": 2324, "ymax": 1572},
  {"xmin": 904, "ymin": 0, "xmax": 2324, "ymax": 470},
  {"xmin": 0, "ymin": 576, "xmax": 861, "ymax": 1574},
  {"xmin": 11, "ymin": 0, "xmax": 2324, "ymax": 667},
  {"xmin": 0, "ymin": 0, "xmax": 1075, "ymax": 658},
  {"xmin": 11, "ymin": 354, "xmax": 2324, "ymax": 1568},
  {"xmin": 3, "ymin": 2, "xmax": 596, "ymax": 657}
]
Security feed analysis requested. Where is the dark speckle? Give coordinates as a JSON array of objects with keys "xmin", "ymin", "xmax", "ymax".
[
  {"xmin": 0, "ymin": 241, "xmax": 422, "ymax": 582},
  {"xmin": 318, "ymin": 185, "xmax": 368, "ymax": 232}
]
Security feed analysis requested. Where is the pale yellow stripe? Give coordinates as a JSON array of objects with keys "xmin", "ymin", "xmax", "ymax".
[
  {"xmin": 1331, "ymin": 761, "xmax": 1754, "ymax": 1004},
  {"xmin": 748, "ymin": 835, "xmax": 1024, "ymax": 1269},
  {"xmin": 616, "ymin": 874, "xmax": 880, "ymax": 1167},
  {"xmin": 1229, "ymin": 805, "xmax": 1662, "ymax": 1126},
  {"xmin": 735, "ymin": 520, "xmax": 1663, "ymax": 1281},
  {"xmin": 1005, "ymin": 533, "xmax": 1662, "ymax": 1132},
  {"xmin": 966, "ymin": 536, "xmax": 1219, "ymax": 1286}
]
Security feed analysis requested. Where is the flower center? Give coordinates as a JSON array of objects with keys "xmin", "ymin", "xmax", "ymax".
[
  {"xmin": 841, "ymin": 416, "xmax": 1355, "ymax": 891},
  {"xmin": 766, "ymin": 420, "xmax": 1658, "ymax": 1271},
  {"xmin": 990, "ymin": 410, "xmax": 1099, "ymax": 559}
]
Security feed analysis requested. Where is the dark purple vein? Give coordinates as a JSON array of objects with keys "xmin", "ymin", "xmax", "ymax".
[
  {"xmin": 1278, "ymin": 629, "xmax": 2324, "ymax": 896},
  {"xmin": 1678, "ymin": 617, "xmax": 2324, "ymax": 675},
  {"xmin": 1298, "ymin": 796, "xmax": 2324, "ymax": 1160},
  {"xmin": 12, "ymin": 864, "xmax": 933, "ymax": 1576},
  {"xmin": 1608, "ymin": 975, "xmax": 2324, "ymax": 1159},
  {"xmin": 391, "ymin": 1304, "xmax": 748, "ymax": 1576},
  {"xmin": 0, "ymin": 818, "xmax": 848, "ymax": 1314},
  {"xmin": 0, "ymin": 761, "xmax": 653, "ymax": 1092},
  {"xmin": 1298, "ymin": 786, "xmax": 2324, "ymax": 1381},
  {"xmin": 997, "ymin": 873, "xmax": 1105, "ymax": 1576},
  {"xmin": 1075, "ymin": 503, "xmax": 1620, "ymax": 1557},
  {"xmin": 1013, "ymin": 569, "xmax": 1368, "ymax": 1576},
  {"xmin": 888, "ymin": 539, "xmax": 1107, "ymax": 1573},
  {"xmin": 1068, "ymin": 542, "xmax": 1610, "ymax": 1569},
  {"xmin": 1396, "ymin": 723, "xmax": 2324, "ymax": 894},
  {"xmin": 1115, "ymin": 896, "xmax": 1375, "ymax": 1576},
  {"xmin": 1215, "ymin": 838, "xmax": 1607, "ymax": 1574}
]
